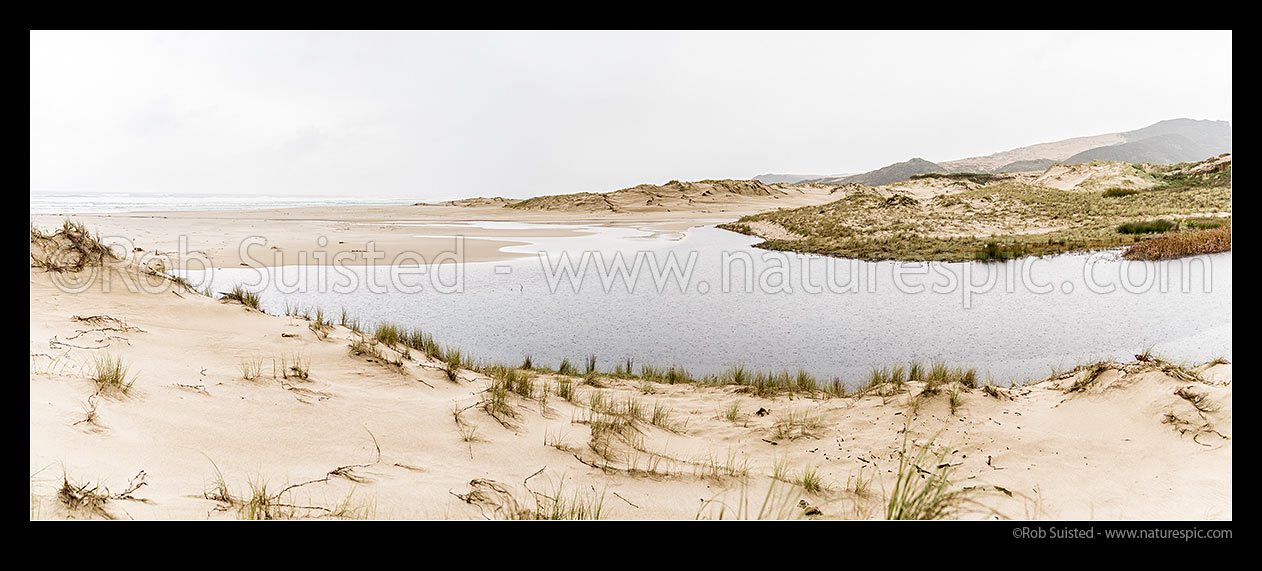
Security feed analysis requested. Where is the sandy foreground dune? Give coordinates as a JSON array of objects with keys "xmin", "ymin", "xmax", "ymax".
[{"xmin": 30, "ymin": 240, "xmax": 1232, "ymax": 520}]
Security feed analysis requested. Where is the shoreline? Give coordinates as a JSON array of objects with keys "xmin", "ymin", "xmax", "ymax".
[{"xmin": 29, "ymin": 205, "xmax": 742, "ymax": 269}]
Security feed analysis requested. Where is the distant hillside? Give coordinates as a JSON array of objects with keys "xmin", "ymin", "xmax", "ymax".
[
  {"xmin": 940, "ymin": 133, "xmax": 1125, "ymax": 172},
  {"xmin": 1060, "ymin": 119, "xmax": 1232, "ymax": 165},
  {"xmin": 807, "ymin": 158, "xmax": 946, "ymax": 186},
  {"xmin": 1064, "ymin": 133, "xmax": 1213, "ymax": 165},
  {"xmin": 751, "ymin": 173, "xmax": 837, "ymax": 184},
  {"xmin": 833, "ymin": 118, "xmax": 1231, "ymax": 183},
  {"xmin": 995, "ymin": 159, "xmax": 1057, "ymax": 173},
  {"xmin": 1122, "ymin": 118, "xmax": 1231, "ymax": 154}
]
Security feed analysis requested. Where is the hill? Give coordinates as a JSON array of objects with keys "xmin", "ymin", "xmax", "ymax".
[
  {"xmin": 1122, "ymin": 118, "xmax": 1232, "ymax": 154},
  {"xmin": 1064, "ymin": 133, "xmax": 1214, "ymax": 165},
  {"xmin": 826, "ymin": 119, "xmax": 1231, "ymax": 185},
  {"xmin": 751, "ymin": 173, "xmax": 837, "ymax": 184},
  {"xmin": 806, "ymin": 158, "xmax": 946, "ymax": 187},
  {"xmin": 994, "ymin": 159, "xmax": 1057, "ymax": 173}
]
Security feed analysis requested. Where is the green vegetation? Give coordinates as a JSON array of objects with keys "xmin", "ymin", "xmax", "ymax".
[
  {"xmin": 1102, "ymin": 188, "xmax": 1140, "ymax": 197},
  {"xmin": 1117, "ymin": 219, "xmax": 1177, "ymax": 234},
  {"xmin": 797, "ymin": 465, "xmax": 826, "ymax": 494},
  {"xmin": 1155, "ymin": 164, "xmax": 1231, "ymax": 189},
  {"xmin": 909, "ymin": 172, "xmax": 998, "ymax": 185},
  {"xmin": 720, "ymin": 165, "xmax": 1230, "ymax": 261},
  {"xmin": 322, "ymin": 304, "xmax": 1008, "ymax": 402},
  {"xmin": 222, "ymin": 285, "xmax": 261, "ymax": 310},
  {"xmin": 373, "ymin": 322, "xmax": 402, "ymax": 346},
  {"xmin": 887, "ymin": 431, "xmax": 974, "ymax": 520},
  {"xmin": 91, "ymin": 355, "xmax": 135, "ymax": 396},
  {"xmin": 975, "ymin": 241, "xmax": 1027, "ymax": 261}
]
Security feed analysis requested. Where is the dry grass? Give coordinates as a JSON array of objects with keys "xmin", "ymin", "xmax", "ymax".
[
  {"xmin": 90, "ymin": 354, "xmax": 135, "ymax": 396},
  {"xmin": 771, "ymin": 409, "xmax": 823, "ymax": 440},
  {"xmin": 1123, "ymin": 224, "xmax": 1231, "ymax": 260},
  {"xmin": 886, "ymin": 431, "xmax": 973, "ymax": 520},
  {"xmin": 221, "ymin": 285, "xmax": 261, "ymax": 310},
  {"xmin": 58, "ymin": 470, "xmax": 147, "ymax": 519},
  {"xmin": 30, "ymin": 220, "xmax": 119, "ymax": 272},
  {"xmin": 696, "ymin": 479, "xmax": 803, "ymax": 520}
]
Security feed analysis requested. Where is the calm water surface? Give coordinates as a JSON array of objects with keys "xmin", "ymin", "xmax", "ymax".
[{"xmin": 179, "ymin": 222, "xmax": 1232, "ymax": 385}]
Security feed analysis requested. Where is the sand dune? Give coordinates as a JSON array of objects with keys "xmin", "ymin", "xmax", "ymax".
[{"xmin": 30, "ymin": 231, "xmax": 1232, "ymax": 520}]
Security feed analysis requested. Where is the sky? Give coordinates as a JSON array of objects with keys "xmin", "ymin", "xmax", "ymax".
[{"xmin": 29, "ymin": 30, "xmax": 1232, "ymax": 201}]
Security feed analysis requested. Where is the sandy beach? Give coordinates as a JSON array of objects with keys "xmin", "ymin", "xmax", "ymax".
[{"xmin": 29, "ymin": 184, "xmax": 842, "ymax": 270}]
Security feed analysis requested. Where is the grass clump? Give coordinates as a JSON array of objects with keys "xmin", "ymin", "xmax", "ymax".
[
  {"xmin": 1174, "ymin": 386, "xmax": 1219, "ymax": 413},
  {"xmin": 91, "ymin": 355, "xmax": 136, "ymax": 395},
  {"xmin": 612, "ymin": 357, "xmax": 635, "ymax": 378},
  {"xmin": 59, "ymin": 470, "xmax": 147, "ymax": 519},
  {"xmin": 664, "ymin": 365, "xmax": 693, "ymax": 385},
  {"xmin": 771, "ymin": 409, "xmax": 823, "ymax": 440},
  {"xmin": 908, "ymin": 361, "xmax": 925, "ymax": 383},
  {"xmin": 222, "ymin": 285, "xmax": 261, "ymax": 310},
  {"xmin": 453, "ymin": 407, "xmax": 480, "ymax": 442},
  {"xmin": 555, "ymin": 378, "xmax": 576, "ymax": 402},
  {"xmin": 695, "ymin": 479, "xmax": 804, "ymax": 520},
  {"xmin": 443, "ymin": 347, "xmax": 464, "ymax": 382},
  {"xmin": 278, "ymin": 353, "xmax": 310, "ymax": 380},
  {"xmin": 1117, "ymin": 219, "xmax": 1177, "ymax": 234},
  {"xmin": 793, "ymin": 369, "xmax": 818, "ymax": 394},
  {"xmin": 348, "ymin": 337, "xmax": 404, "ymax": 372},
  {"xmin": 824, "ymin": 379, "xmax": 848, "ymax": 398},
  {"xmin": 982, "ymin": 381, "xmax": 1012, "ymax": 400},
  {"xmin": 1123, "ymin": 223, "xmax": 1230, "ymax": 260},
  {"xmin": 925, "ymin": 361, "xmax": 950, "ymax": 392},
  {"xmin": 240, "ymin": 357, "xmax": 264, "ymax": 380},
  {"xmin": 1103, "ymin": 188, "xmax": 1140, "ymax": 197},
  {"xmin": 373, "ymin": 322, "xmax": 402, "ymax": 346},
  {"xmin": 29, "ymin": 219, "xmax": 119, "ymax": 272},
  {"xmin": 864, "ymin": 367, "xmax": 890, "ymax": 393},
  {"xmin": 974, "ymin": 241, "xmax": 1027, "ymax": 261},
  {"xmin": 694, "ymin": 450, "xmax": 751, "ymax": 480},
  {"xmin": 504, "ymin": 368, "xmax": 534, "ymax": 399},
  {"xmin": 650, "ymin": 402, "xmax": 677, "ymax": 430},
  {"xmin": 886, "ymin": 431, "xmax": 973, "ymax": 520},
  {"xmin": 482, "ymin": 377, "xmax": 517, "ymax": 425},
  {"xmin": 798, "ymin": 465, "xmax": 826, "ymax": 494}
]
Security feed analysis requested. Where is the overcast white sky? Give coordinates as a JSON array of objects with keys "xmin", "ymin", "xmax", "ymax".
[{"xmin": 30, "ymin": 30, "xmax": 1232, "ymax": 200}]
